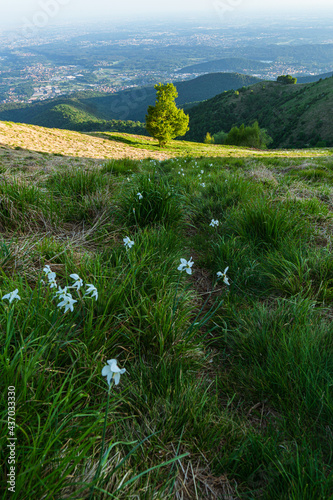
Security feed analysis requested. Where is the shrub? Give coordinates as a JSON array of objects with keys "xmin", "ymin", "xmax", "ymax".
[
  {"xmin": 277, "ymin": 75, "xmax": 297, "ymax": 84},
  {"xmin": 225, "ymin": 121, "xmax": 273, "ymax": 149},
  {"xmin": 204, "ymin": 132, "xmax": 214, "ymax": 144},
  {"xmin": 212, "ymin": 130, "xmax": 227, "ymax": 145}
]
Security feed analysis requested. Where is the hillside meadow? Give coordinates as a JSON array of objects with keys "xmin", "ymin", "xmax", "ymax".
[{"xmin": 0, "ymin": 124, "xmax": 333, "ymax": 499}]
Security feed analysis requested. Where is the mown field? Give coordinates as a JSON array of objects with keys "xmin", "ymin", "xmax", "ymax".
[{"xmin": 1, "ymin": 137, "xmax": 333, "ymax": 499}]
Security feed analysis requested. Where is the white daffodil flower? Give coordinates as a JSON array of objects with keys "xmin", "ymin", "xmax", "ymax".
[
  {"xmin": 54, "ymin": 285, "xmax": 68, "ymax": 299},
  {"xmin": 200, "ymin": 183, "xmax": 206, "ymax": 188},
  {"xmin": 123, "ymin": 237, "xmax": 134, "ymax": 249},
  {"xmin": 209, "ymin": 219, "xmax": 219, "ymax": 227},
  {"xmin": 137, "ymin": 192, "xmax": 143, "ymax": 200},
  {"xmin": 102, "ymin": 359, "xmax": 126, "ymax": 386},
  {"xmin": 177, "ymin": 257, "xmax": 194, "ymax": 275},
  {"xmin": 85, "ymin": 284, "xmax": 98, "ymax": 301},
  {"xmin": 201, "ymin": 170, "xmax": 204, "ymax": 174},
  {"xmin": 217, "ymin": 267, "xmax": 230, "ymax": 285},
  {"xmin": 2, "ymin": 289, "xmax": 21, "ymax": 304},
  {"xmin": 47, "ymin": 271, "xmax": 57, "ymax": 289},
  {"xmin": 70, "ymin": 273, "xmax": 83, "ymax": 291},
  {"xmin": 43, "ymin": 265, "xmax": 52, "ymax": 275},
  {"xmin": 57, "ymin": 292, "xmax": 77, "ymax": 313}
]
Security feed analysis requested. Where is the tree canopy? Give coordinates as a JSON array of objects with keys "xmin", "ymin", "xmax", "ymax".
[
  {"xmin": 277, "ymin": 75, "xmax": 297, "ymax": 84},
  {"xmin": 145, "ymin": 83, "xmax": 189, "ymax": 147}
]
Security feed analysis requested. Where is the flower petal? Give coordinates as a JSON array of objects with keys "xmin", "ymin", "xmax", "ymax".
[
  {"xmin": 114, "ymin": 372, "xmax": 120, "ymax": 385},
  {"xmin": 110, "ymin": 361, "xmax": 121, "ymax": 373},
  {"xmin": 102, "ymin": 365, "xmax": 110, "ymax": 376},
  {"xmin": 106, "ymin": 372, "xmax": 112, "ymax": 386},
  {"xmin": 70, "ymin": 274, "xmax": 80, "ymax": 280},
  {"xmin": 107, "ymin": 359, "xmax": 117, "ymax": 366}
]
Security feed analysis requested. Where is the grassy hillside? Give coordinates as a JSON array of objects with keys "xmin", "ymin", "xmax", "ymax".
[
  {"xmin": 0, "ymin": 121, "xmax": 169, "ymax": 161},
  {"xmin": 0, "ymin": 73, "xmax": 262, "ymax": 126},
  {"xmin": 0, "ymin": 126, "xmax": 332, "ymax": 498},
  {"xmin": 187, "ymin": 75, "xmax": 333, "ymax": 148},
  {"xmin": 0, "ymin": 99, "xmax": 146, "ymax": 135},
  {"xmin": 0, "ymin": 121, "xmax": 329, "ymax": 161},
  {"xmin": 32, "ymin": 103, "xmax": 147, "ymax": 134}
]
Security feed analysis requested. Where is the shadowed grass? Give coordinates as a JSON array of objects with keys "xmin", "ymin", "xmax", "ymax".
[
  {"xmin": 116, "ymin": 172, "xmax": 187, "ymax": 229},
  {"xmin": 1, "ymin": 151, "xmax": 333, "ymax": 499}
]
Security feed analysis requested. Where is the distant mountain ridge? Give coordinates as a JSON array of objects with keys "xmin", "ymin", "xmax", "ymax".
[
  {"xmin": 177, "ymin": 57, "xmax": 271, "ymax": 74},
  {"xmin": 296, "ymin": 72, "xmax": 333, "ymax": 84}
]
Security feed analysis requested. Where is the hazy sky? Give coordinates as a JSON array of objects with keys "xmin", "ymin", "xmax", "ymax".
[{"xmin": 1, "ymin": 0, "xmax": 332, "ymax": 27}]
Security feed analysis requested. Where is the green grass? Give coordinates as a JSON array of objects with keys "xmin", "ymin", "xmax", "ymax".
[
  {"xmin": 1, "ymin": 151, "xmax": 333, "ymax": 499},
  {"xmin": 92, "ymin": 131, "xmax": 330, "ymax": 158}
]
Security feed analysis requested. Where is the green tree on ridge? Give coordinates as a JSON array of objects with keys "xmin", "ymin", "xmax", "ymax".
[{"xmin": 145, "ymin": 83, "xmax": 189, "ymax": 147}]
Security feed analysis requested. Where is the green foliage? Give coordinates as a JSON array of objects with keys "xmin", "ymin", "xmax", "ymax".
[
  {"xmin": 203, "ymin": 132, "xmax": 214, "ymax": 144},
  {"xmin": 186, "ymin": 76, "xmax": 333, "ymax": 148},
  {"xmin": 228, "ymin": 196, "xmax": 310, "ymax": 250},
  {"xmin": 117, "ymin": 173, "xmax": 186, "ymax": 229},
  {"xmin": 38, "ymin": 104, "xmax": 148, "ymax": 134},
  {"xmin": 101, "ymin": 158, "xmax": 139, "ymax": 176},
  {"xmin": 47, "ymin": 167, "xmax": 111, "ymax": 200},
  {"xmin": 145, "ymin": 83, "xmax": 189, "ymax": 147},
  {"xmin": 212, "ymin": 130, "xmax": 227, "ymax": 144},
  {"xmin": 277, "ymin": 74, "xmax": 298, "ymax": 84},
  {"xmin": 0, "ymin": 180, "xmax": 54, "ymax": 232},
  {"xmin": 225, "ymin": 121, "xmax": 273, "ymax": 149}
]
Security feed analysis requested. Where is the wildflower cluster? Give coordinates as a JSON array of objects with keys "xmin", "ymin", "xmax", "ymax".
[
  {"xmin": 210, "ymin": 219, "xmax": 219, "ymax": 228},
  {"xmin": 44, "ymin": 265, "xmax": 57, "ymax": 288},
  {"xmin": 43, "ymin": 266, "xmax": 98, "ymax": 313}
]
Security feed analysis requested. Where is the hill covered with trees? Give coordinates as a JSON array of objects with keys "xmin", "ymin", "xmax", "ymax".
[
  {"xmin": 186, "ymin": 75, "xmax": 333, "ymax": 148},
  {"xmin": 177, "ymin": 57, "xmax": 271, "ymax": 74}
]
